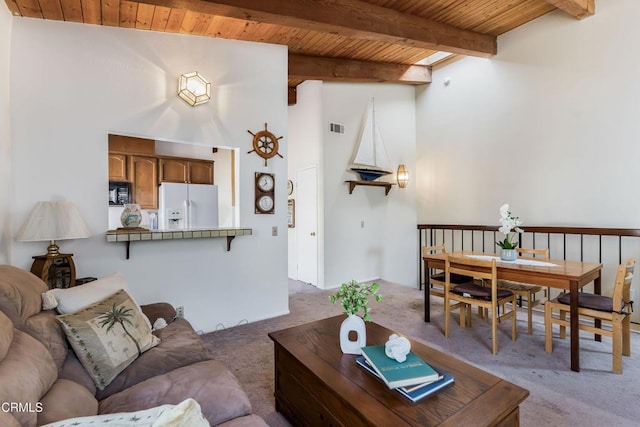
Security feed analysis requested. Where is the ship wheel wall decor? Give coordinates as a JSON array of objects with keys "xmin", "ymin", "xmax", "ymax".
[{"xmin": 247, "ymin": 123, "xmax": 284, "ymax": 166}]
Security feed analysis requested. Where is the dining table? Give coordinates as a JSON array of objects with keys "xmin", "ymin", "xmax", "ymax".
[{"xmin": 422, "ymin": 251, "xmax": 603, "ymax": 372}]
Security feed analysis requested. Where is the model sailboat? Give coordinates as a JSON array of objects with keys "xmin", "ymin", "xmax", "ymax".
[{"xmin": 349, "ymin": 98, "xmax": 393, "ymax": 181}]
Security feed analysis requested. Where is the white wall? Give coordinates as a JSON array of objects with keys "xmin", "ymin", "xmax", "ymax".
[
  {"xmin": 287, "ymin": 80, "xmax": 324, "ymax": 283},
  {"xmin": 288, "ymin": 82, "xmax": 418, "ymax": 289},
  {"xmin": 0, "ymin": 7, "xmax": 11, "ymax": 264},
  {"xmin": 9, "ymin": 19, "xmax": 289, "ymax": 332},
  {"xmin": 416, "ymin": 0, "xmax": 640, "ymax": 302},
  {"xmin": 417, "ymin": 0, "xmax": 640, "ymax": 227},
  {"xmin": 323, "ymin": 83, "xmax": 417, "ymax": 288}
]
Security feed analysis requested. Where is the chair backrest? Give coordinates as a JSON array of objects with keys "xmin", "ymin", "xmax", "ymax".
[
  {"xmin": 446, "ymin": 256, "xmax": 498, "ymax": 296},
  {"xmin": 517, "ymin": 247, "xmax": 549, "ymax": 259},
  {"xmin": 612, "ymin": 258, "xmax": 635, "ymax": 312},
  {"xmin": 422, "ymin": 244, "xmax": 446, "ymax": 258}
]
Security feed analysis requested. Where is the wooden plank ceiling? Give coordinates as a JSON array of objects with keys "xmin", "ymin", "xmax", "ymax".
[{"xmin": 4, "ymin": 0, "xmax": 594, "ymax": 95}]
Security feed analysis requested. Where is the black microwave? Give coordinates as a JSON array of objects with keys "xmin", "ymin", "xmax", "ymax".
[{"xmin": 109, "ymin": 181, "xmax": 131, "ymax": 206}]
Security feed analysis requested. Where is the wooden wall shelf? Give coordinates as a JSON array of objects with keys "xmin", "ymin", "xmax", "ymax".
[
  {"xmin": 346, "ymin": 180, "xmax": 395, "ymax": 196},
  {"xmin": 106, "ymin": 227, "xmax": 252, "ymax": 259}
]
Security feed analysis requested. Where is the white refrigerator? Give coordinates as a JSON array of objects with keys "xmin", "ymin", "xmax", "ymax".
[{"xmin": 158, "ymin": 182, "xmax": 219, "ymax": 229}]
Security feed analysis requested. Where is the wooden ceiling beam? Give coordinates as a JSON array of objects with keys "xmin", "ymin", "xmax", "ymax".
[
  {"xmin": 289, "ymin": 54, "xmax": 432, "ymax": 85},
  {"xmin": 134, "ymin": 0, "xmax": 497, "ymax": 57},
  {"xmin": 288, "ymin": 87, "xmax": 297, "ymax": 106},
  {"xmin": 544, "ymin": 0, "xmax": 594, "ymax": 19}
]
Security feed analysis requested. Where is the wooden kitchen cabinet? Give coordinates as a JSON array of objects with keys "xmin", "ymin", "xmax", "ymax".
[
  {"xmin": 108, "ymin": 153, "xmax": 128, "ymax": 181},
  {"xmin": 159, "ymin": 158, "xmax": 189, "ymax": 183},
  {"xmin": 129, "ymin": 155, "xmax": 158, "ymax": 209},
  {"xmin": 189, "ymin": 160, "xmax": 214, "ymax": 184},
  {"xmin": 159, "ymin": 158, "xmax": 214, "ymax": 185}
]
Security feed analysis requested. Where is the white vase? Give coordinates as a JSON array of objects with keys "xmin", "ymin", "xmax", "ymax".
[
  {"xmin": 500, "ymin": 248, "xmax": 518, "ymax": 261},
  {"xmin": 340, "ymin": 314, "xmax": 366, "ymax": 354},
  {"xmin": 120, "ymin": 204, "xmax": 142, "ymax": 228}
]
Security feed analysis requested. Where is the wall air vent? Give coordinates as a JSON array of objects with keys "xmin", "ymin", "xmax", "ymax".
[{"xmin": 329, "ymin": 123, "xmax": 345, "ymax": 134}]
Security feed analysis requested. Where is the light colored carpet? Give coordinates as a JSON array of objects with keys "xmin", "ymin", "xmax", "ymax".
[{"xmin": 202, "ymin": 280, "xmax": 640, "ymax": 426}]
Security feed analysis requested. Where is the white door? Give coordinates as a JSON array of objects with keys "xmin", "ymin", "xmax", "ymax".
[{"xmin": 296, "ymin": 166, "xmax": 318, "ymax": 286}]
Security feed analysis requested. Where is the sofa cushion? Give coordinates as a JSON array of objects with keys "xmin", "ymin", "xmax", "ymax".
[
  {"xmin": 24, "ymin": 310, "xmax": 69, "ymax": 370},
  {"xmin": 58, "ymin": 350, "xmax": 97, "ymax": 395},
  {"xmin": 40, "ymin": 398, "xmax": 209, "ymax": 427},
  {"xmin": 0, "ymin": 265, "xmax": 48, "ymax": 329},
  {"xmin": 0, "ymin": 310, "xmax": 13, "ymax": 360},
  {"xmin": 43, "ymin": 272, "xmax": 152, "ymax": 329},
  {"xmin": 37, "ymin": 379, "xmax": 99, "ymax": 425},
  {"xmin": 97, "ymin": 318, "xmax": 214, "ymax": 400},
  {"xmin": 0, "ymin": 323, "xmax": 58, "ymax": 427},
  {"xmin": 0, "ymin": 412, "xmax": 21, "ymax": 427},
  {"xmin": 57, "ymin": 289, "xmax": 160, "ymax": 390},
  {"xmin": 99, "ymin": 360, "xmax": 253, "ymax": 426}
]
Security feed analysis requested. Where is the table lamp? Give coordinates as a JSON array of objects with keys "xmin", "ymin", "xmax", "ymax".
[{"xmin": 16, "ymin": 201, "xmax": 91, "ymax": 288}]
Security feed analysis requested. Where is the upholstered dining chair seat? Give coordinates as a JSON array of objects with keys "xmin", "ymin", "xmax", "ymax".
[
  {"xmin": 557, "ymin": 293, "xmax": 621, "ymax": 313},
  {"xmin": 545, "ymin": 259, "xmax": 636, "ymax": 374},
  {"xmin": 430, "ymin": 272, "xmax": 474, "ymax": 285},
  {"xmin": 452, "ymin": 282, "xmax": 513, "ymax": 300},
  {"xmin": 444, "ymin": 256, "xmax": 518, "ymax": 355}
]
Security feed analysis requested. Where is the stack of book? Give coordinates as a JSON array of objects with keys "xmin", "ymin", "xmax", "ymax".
[{"xmin": 358, "ymin": 345, "xmax": 454, "ymax": 403}]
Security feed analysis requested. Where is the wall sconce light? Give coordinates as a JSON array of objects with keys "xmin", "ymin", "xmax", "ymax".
[
  {"xmin": 397, "ymin": 164, "xmax": 409, "ymax": 188},
  {"xmin": 178, "ymin": 71, "xmax": 211, "ymax": 106}
]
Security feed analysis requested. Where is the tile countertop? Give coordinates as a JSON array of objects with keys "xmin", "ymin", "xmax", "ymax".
[{"xmin": 105, "ymin": 227, "xmax": 252, "ymax": 242}]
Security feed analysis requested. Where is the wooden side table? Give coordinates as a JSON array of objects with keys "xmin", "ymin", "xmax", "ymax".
[{"xmin": 30, "ymin": 253, "xmax": 76, "ymax": 289}]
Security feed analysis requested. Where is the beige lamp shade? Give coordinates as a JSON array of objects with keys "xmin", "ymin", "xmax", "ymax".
[
  {"xmin": 397, "ymin": 164, "xmax": 409, "ymax": 188},
  {"xmin": 17, "ymin": 201, "xmax": 92, "ymax": 255},
  {"xmin": 178, "ymin": 71, "xmax": 211, "ymax": 106}
]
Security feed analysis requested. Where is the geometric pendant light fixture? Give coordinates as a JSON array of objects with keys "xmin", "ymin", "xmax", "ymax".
[{"xmin": 178, "ymin": 71, "xmax": 211, "ymax": 106}]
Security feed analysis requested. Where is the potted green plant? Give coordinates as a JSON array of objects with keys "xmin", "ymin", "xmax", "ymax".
[{"xmin": 330, "ymin": 280, "xmax": 382, "ymax": 354}]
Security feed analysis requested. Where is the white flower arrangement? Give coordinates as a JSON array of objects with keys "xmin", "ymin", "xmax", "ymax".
[{"xmin": 496, "ymin": 204, "xmax": 523, "ymax": 249}]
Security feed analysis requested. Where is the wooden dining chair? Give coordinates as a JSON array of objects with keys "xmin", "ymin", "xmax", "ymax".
[
  {"xmin": 545, "ymin": 258, "xmax": 635, "ymax": 374},
  {"xmin": 496, "ymin": 247, "xmax": 549, "ymax": 334},
  {"xmin": 445, "ymin": 256, "xmax": 518, "ymax": 355},
  {"xmin": 422, "ymin": 244, "xmax": 473, "ymax": 298}
]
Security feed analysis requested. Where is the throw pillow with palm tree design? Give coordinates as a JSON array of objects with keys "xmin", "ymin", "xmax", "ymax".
[{"xmin": 57, "ymin": 289, "xmax": 160, "ymax": 390}]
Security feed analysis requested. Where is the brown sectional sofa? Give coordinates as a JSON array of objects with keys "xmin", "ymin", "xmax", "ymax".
[{"xmin": 0, "ymin": 265, "xmax": 267, "ymax": 426}]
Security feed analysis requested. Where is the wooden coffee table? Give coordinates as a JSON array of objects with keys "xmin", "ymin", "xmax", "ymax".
[{"xmin": 269, "ymin": 316, "xmax": 529, "ymax": 426}]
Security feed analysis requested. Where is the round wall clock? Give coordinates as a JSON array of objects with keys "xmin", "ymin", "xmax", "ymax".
[
  {"xmin": 258, "ymin": 174, "xmax": 275, "ymax": 192},
  {"xmin": 247, "ymin": 123, "xmax": 284, "ymax": 167}
]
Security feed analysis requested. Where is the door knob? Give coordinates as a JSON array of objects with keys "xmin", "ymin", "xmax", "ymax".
[{"xmin": 310, "ymin": 232, "xmax": 316, "ymax": 236}]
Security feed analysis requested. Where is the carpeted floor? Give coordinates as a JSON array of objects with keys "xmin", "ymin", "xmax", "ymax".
[{"xmin": 201, "ymin": 280, "xmax": 640, "ymax": 426}]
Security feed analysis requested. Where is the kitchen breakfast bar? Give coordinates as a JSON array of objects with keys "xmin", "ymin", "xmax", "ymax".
[{"xmin": 106, "ymin": 227, "xmax": 253, "ymax": 258}]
